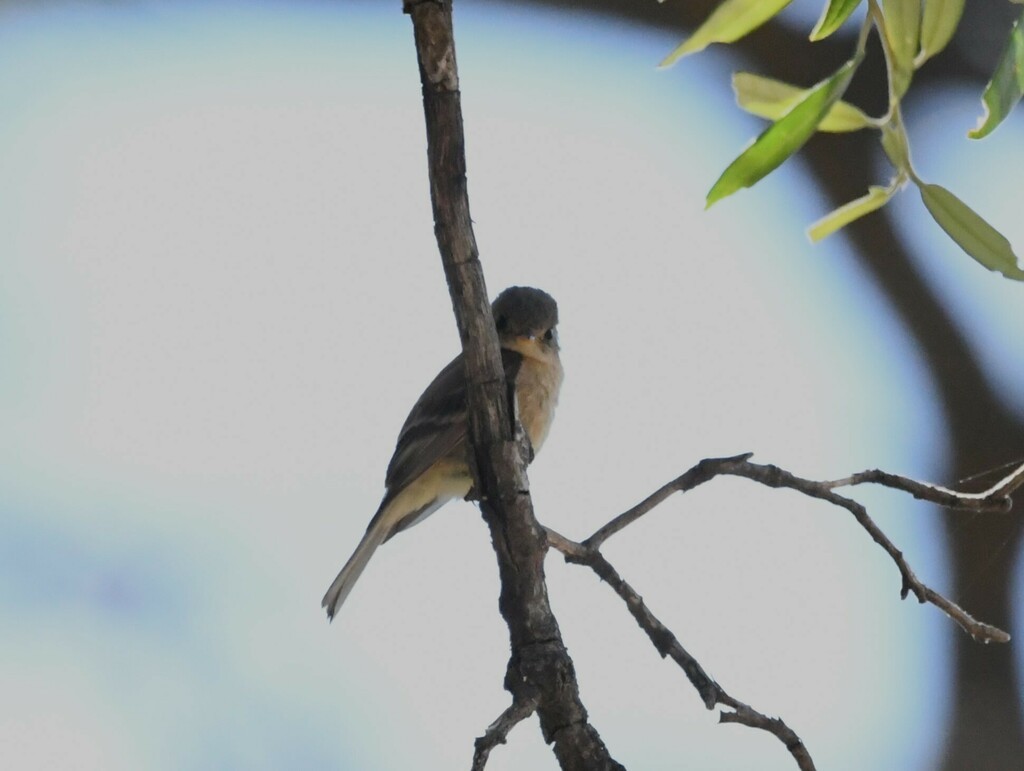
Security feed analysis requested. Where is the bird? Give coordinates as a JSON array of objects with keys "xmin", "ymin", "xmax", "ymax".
[{"xmin": 321, "ymin": 286, "xmax": 562, "ymax": 620}]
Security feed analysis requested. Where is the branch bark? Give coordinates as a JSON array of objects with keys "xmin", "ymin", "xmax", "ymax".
[
  {"xmin": 547, "ymin": 454, "xmax": 1020, "ymax": 769},
  {"xmin": 472, "ymin": 692, "xmax": 542, "ymax": 771},
  {"xmin": 403, "ymin": 1, "xmax": 622, "ymax": 768},
  {"xmin": 585, "ymin": 453, "xmax": 1018, "ymax": 643}
]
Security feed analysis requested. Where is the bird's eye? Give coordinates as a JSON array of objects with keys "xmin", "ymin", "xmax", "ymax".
[
  {"xmin": 496, "ymin": 315, "xmax": 507, "ymax": 331},
  {"xmin": 543, "ymin": 329, "xmax": 554, "ymax": 341}
]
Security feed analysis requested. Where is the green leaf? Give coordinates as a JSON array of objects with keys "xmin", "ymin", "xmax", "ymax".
[
  {"xmin": 968, "ymin": 11, "xmax": 1024, "ymax": 139},
  {"xmin": 882, "ymin": 0, "xmax": 921, "ymax": 98},
  {"xmin": 918, "ymin": 183, "xmax": 1024, "ymax": 280},
  {"xmin": 660, "ymin": 0, "xmax": 795, "ymax": 66},
  {"xmin": 807, "ymin": 185, "xmax": 895, "ymax": 242},
  {"xmin": 732, "ymin": 72, "xmax": 873, "ymax": 132},
  {"xmin": 707, "ymin": 58, "xmax": 859, "ymax": 207},
  {"xmin": 810, "ymin": 0, "xmax": 864, "ymax": 41},
  {"xmin": 918, "ymin": 0, "xmax": 965, "ymax": 65}
]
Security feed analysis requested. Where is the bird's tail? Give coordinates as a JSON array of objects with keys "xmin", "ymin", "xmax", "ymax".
[{"xmin": 321, "ymin": 519, "xmax": 390, "ymax": 620}]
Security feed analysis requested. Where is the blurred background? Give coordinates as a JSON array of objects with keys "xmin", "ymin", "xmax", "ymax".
[{"xmin": 0, "ymin": 0, "xmax": 1021, "ymax": 768}]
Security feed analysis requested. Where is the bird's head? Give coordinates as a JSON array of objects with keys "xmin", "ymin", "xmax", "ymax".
[{"xmin": 492, "ymin": 286, "xmax": 559, "ymax": 362}]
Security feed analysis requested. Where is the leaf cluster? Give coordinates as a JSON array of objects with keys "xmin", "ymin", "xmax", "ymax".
[{"xmin": 662, "ymin": 0, "xmax": 1024, "ymax": 281}]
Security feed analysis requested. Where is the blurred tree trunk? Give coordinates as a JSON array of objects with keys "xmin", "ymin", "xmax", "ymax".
[{"xmin": 494, "ymin": 0, "xmax": 1024, "ymax": 767}]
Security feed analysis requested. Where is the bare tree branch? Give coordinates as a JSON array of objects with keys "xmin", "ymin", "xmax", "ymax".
[
  {"xmin": 824, "ymin": 462, "xmax": 1024, "ymax": 509},
  {"xmin": 724, "ymin": 461, "xmax": 1012, "ymax": 643},
  {"xmin": 544, "ymin": 455, "xmax": 1018, "ymax": 769},
  {"xmin": 584, "ymin": 453, "xmax": 755, "ymax": 548},
  {"xmin": 472, "ymin": 693, "xmax": 541, "ymax": 771},
  {"xmin": 547, "ymin": 527, "xmax": 816, "ymax": 771},
  {"xmin": 404, "ymin": 1, "xmax": 622, "ymax": 768},
  {"xmin": 588, "ymin": 454, "xmax": 1014, "ymax": 643},
  {"xmin": 716, "ymin": 697, "xmax": 815, "ymax": 771}
]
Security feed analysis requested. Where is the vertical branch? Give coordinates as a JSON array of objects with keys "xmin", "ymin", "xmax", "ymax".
[{"xmin": 402, "ymin": 1, "xmax": 623, "ymax": 768}]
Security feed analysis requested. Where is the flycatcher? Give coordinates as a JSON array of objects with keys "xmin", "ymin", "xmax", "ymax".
[{"xmin": 322, "ymin": 286, "xmax": 563, "ymax": 619}]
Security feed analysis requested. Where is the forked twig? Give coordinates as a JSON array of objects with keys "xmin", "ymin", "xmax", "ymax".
[
  {"xmin": 587, "ymin": 453, "xmax": 1017, "ymax": 643},
  {"xmin": 547, "ymin": 454, "xmax": 1021, "ymax": 769}
]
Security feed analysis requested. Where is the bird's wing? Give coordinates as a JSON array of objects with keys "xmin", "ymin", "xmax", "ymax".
[{"xmin": 381, "ymin": 348, "xmax": 523, "ymax": 498}]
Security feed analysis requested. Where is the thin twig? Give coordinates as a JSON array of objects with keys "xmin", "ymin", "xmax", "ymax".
[
  {"xmin": 584, "ymin": 453, "xmax": 753, "ymax": 549},
  {"xmin": 724, "ymin": 460, "xmax": 1012, "ymax": 643},
  {"xmin": 548, "ymin": 527, "xmax": 816, "ymax": 771},
  {"xmin": 544, "ymin": 454, "xmax": 1019, "ymax": 769},
  {"xmin": 718, "ymin": 694, "xmax": 815, "ymax": 771},
  {"xmin": 824, "ymin": 461, "xmax": 1024, "ymax": 510},
  {"xmin": 584, "ymin": 454, "xmax": 1013, "ymax": 643},
  {"xmin": 471, "ymin": 694, "xmax": 540, "ymax": 771}
]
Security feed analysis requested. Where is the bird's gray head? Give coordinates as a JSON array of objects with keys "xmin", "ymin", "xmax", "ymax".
[{"xmin": 492, "ymin": 286, "xmax": 558, "ymax": 344}]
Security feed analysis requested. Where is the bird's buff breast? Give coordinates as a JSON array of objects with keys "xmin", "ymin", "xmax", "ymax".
[{"xmin": 515, "ymin": 354, "xmax": 563, "ymax": 454}]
